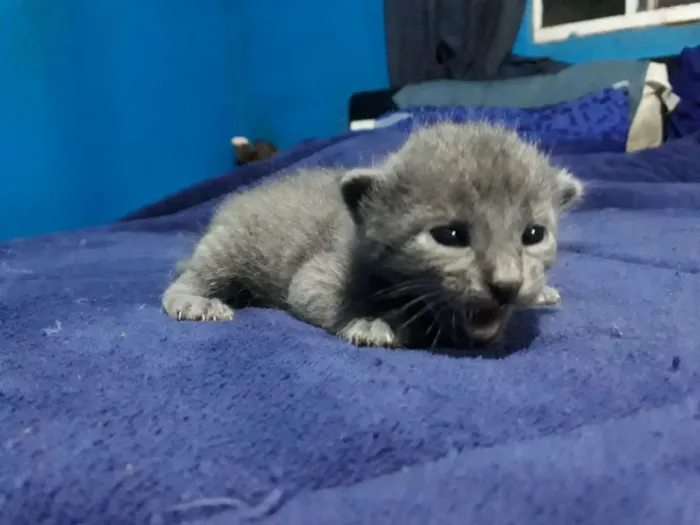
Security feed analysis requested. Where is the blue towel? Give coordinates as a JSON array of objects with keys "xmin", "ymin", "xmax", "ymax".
[{"xmin": 1, "ymin": 126, "xmax": 699, "ymax": 525}]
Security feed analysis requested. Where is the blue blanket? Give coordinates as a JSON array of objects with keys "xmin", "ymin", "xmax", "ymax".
[
  {"xmin": 2, "ymin": 126, "xmax": 700, "ymax": 525},
  {"xmin": 388, "ymin": 87, "xmax": 631, "ymax": 155}
]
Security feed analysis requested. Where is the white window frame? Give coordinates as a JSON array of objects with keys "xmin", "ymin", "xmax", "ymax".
[{"xmin": 532, "ymin": 0, "xmax": 700, "ymax": 43}]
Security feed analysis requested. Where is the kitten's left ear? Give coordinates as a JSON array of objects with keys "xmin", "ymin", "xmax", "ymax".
[
  {"xmin": 340, "ymin": 168, "xmax": 386, "ymax": 216},
  {"xmin": 555, "ymin": 169, "xmax": 584, "ymax": 211}
]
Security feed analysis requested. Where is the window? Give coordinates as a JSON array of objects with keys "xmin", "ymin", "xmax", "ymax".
[{"xmin": 533, "ymin": 0, "xmax": 700, "ymax": 43}]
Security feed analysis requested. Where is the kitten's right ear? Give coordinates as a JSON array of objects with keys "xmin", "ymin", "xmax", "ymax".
[{"xmin": 340, "ymin": 168, "xmax": 385, "ymax": 215}]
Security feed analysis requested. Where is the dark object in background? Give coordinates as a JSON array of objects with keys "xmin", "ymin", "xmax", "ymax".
[
  {"xmin": 542, "ymin": 0, "xmax": 625, "ymax": 27},
  {"xmin": 348, "ymin": 88, "xmax": 401, "ymax": 123},
  {"xmin": 382, "ymin": 0, "xmax": 567, "ymax": 87},
  {"xmin": 665, "ymin": 46, "xmax": 700, "ymax": 140},
  {"xmin": 232, "ymin": 137, "xmax": 278, "ymax": 166}
]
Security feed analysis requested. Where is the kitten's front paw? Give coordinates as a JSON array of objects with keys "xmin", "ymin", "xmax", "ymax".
[
  {"xmin": 163, "ymin": 294, "xmax": 235, "ymax": 322},
  {"xmin": 338, "ymin": 318, "xmax": 398, "ymax": 348},
  {"xmin": 533, "ymin": 285, "xmax": 561, "ymax": 307}
]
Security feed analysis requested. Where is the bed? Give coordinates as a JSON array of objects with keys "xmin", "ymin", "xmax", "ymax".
[{"xmin": 2, "ymin": 114, "xmax": 700, "ymax": 524}]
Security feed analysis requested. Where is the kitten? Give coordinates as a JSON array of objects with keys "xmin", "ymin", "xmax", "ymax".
[{"xmin": 163, "ymin": 122, "xmax": 583, "ymax": 349}]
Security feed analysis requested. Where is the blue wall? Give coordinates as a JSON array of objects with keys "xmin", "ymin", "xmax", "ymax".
[
  {"xmin": 0, "ymin": 0, "xmax": 389, "ymax": 241},
  {"xmin": 237, "ymin": 0, "xmax": 389, "ymax": 150},
  {"xmin": 0, "ymin": 0, "xmax": 248, "ymax": 241},
  {"xmin": 514, "ymin": 0, "xmax": 700, "ymax": 62}
]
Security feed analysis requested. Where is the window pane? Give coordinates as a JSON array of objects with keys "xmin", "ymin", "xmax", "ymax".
[
  {"xmin": 657, "ymin": 0, "xmax": 700, "ymax": 6},
  {"xmin": 638, "ymin": 0, "xmax": 700, "ymax": 11},
  {"xmin": 542, "ymin": 0, "xmax": 626, "ymax": 26}
]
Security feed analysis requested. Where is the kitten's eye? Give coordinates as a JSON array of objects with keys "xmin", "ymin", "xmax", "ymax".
[
  {"xmin": 522, "ymin": 225, "xmax": 546, "ymax": 246},
  {"xmin": 429, "ymin": 224, "xmax": 470, "ymax": 247}
]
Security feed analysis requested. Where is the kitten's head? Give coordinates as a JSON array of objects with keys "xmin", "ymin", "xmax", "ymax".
[{"xmin": 340, "ymin": 123, "xmax": 583, "ymax": 345}]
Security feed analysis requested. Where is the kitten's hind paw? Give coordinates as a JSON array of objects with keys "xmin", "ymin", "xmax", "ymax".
[
  {"xmin": 338, "ymin": 318, "xmax": 398, "ymax": 348},
  {"xmin": 533, "ymin": 285, "xmax": 561, "ymax": 307},
  {"xmin": 163, "ymin": 294, "xmax": 235, "ymax": 322}
]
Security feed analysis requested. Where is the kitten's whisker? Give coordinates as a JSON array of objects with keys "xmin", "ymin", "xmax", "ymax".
[
  {"xmin": 424, "ymin": 301, "xmax": 445, "ymax": 333},
  {"xmin": 369, "ymin": 279, "xmax": 435, "ymax": 300},
  {"xmin": 437, "ymin": 301, "xmax": 457, "ymax": 346},
  {"xmin": 390, "ymin": 291, "xmax": 439, "ymax": 317},
  {"xmin": 396, "ymin": 296, "xmax": 440, "ymax": 332},
  {"xmin": 431, "ymin": 326, "xmax": 443, "ymax": 350}
]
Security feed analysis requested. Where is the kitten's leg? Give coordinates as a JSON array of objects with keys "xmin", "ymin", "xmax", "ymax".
[
  {"xmin": 533, "ymin": 284, "xmax": 561, "ymax": 307},
  {"xmin": 287, "ymin": 252, "xmax": 398, "ymax": 348},
  {"xmin": 162, "ymin": 231, "xmax": 236, "ymax": 322}
]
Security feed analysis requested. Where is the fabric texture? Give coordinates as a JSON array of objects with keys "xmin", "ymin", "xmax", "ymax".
[
  {"xmin": 388, "ymin": 87, "xmax": 630, "ymax": 155},
  {"xmin": 2, "ymin": 123, "xmax": 700, "ymax": 525},
  {"xmin": 626, "ymin": 61, "xmax": 678, "ymax": 152},
  {"xmin": 382, "ymin": 0, "xmax": 566, "ymax": 86},
  {"xmin": 393, "ymin": 59, "xmax": 652, "ymax": 118},
  {"xmin": 667, "ymin": 45, "xmax": 700, "ymax": 140}
]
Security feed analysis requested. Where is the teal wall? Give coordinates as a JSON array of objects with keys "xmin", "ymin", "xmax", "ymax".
[
  {"xmin": 514, "ymin": 0, "xmax": 700, "ymax": 61},
  {"xmin": 236, "ymin": 0, "xmax": 389, "ymax": 150},
  {"xmin": 0, "ymin": 0, "xmax": 389, "ymax": 241},
  {"xmin": 0, "ymin": 0, "xmax": 247, "ymax": 241}
]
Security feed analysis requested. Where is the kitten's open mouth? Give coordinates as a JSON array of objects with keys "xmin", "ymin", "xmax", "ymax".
[{"xmin": 464, "ymin": 306, "xmax": 507, "ymax": 342}]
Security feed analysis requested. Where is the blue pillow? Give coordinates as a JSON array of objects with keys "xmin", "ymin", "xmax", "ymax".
[
  {"xmin": 393, "ymin": 59, "xmax": 649, "ymax": 119},
  {"xmin": 382, "ymin": 87, "xmax": 630, "ymax": 155}
]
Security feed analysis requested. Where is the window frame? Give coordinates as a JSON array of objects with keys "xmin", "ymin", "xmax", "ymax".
[{"xmin": 532, "ymin": 0, "xmax": 700, "ymax": 43}]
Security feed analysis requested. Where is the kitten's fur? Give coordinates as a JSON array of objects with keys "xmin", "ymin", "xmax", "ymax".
[{"xmin": 163, "ymin": 123, "xmax": 583, "ymax": 349}]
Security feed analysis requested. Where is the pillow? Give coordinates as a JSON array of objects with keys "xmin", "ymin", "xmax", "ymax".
[
  {"xmin": 393, "ymin": 59, "xmax": 651, "ymax": 118},
  {"xmin": 385, "ymin": 87, "xmax": 630, "ymax": 155}
]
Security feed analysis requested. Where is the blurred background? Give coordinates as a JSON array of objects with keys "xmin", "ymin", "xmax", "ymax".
[{"xmin": 1, "ymin": 0, "xmax": 699, "ymax": 241}]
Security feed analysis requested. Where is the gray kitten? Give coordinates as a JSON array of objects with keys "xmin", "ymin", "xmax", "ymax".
[{"xmin": 162, "ymin": 122, "xmax": 583, "ymax": 349}]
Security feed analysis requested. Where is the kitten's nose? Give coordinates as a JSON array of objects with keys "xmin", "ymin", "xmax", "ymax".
[{"xmin": 487, "ymin": 281, "xmax": 522, "ymax": 305}]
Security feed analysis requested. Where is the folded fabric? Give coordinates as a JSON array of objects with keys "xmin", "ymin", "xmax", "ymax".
[
  {"xmin": 667, "ymin": 45, "xmax": 700, "ymax": 139},
  {"xmin": 394, "ymin": 60, "xmax": 678, "ymax": 153},
  {"xmin": 384, "ymin": 87, "xmax": 629, "ymax": 155},
  {"xmin": 393, "ymin": 59, "xmax": 651, "ymax": 116}
]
